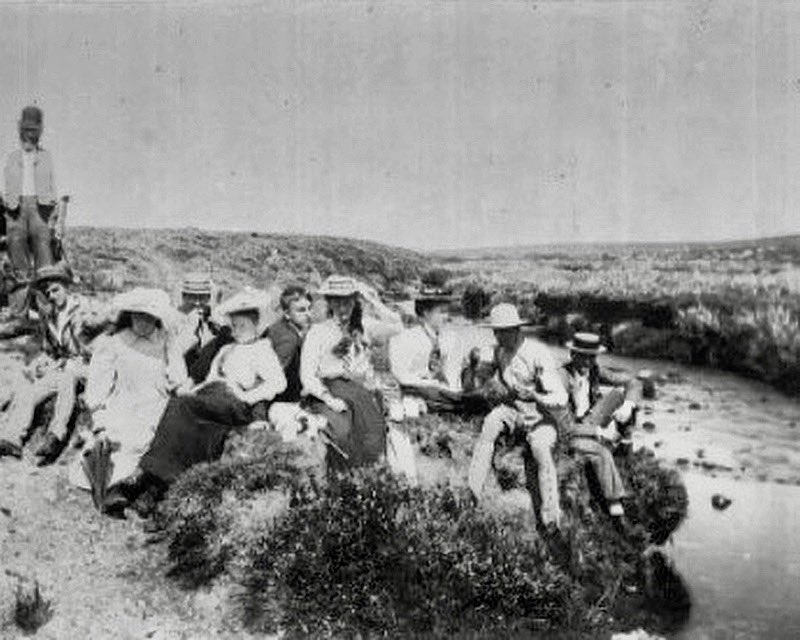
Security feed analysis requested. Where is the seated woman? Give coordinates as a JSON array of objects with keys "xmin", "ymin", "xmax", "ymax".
[
  {"xmin": 139, "ymin": 287, "xmax": 286, "ymax": 490},
  {"xmin": 71, "ymin": 288, "xmax": 187, "ymax": 517},
  {"xmin": 300, "ymin": 275, "xmax": 402, "ymax": 473}
]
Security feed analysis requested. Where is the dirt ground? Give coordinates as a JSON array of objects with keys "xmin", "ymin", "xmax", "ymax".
[{"xmin": 1, "ymin": 346, "xmax": 799, "ymax": 638}]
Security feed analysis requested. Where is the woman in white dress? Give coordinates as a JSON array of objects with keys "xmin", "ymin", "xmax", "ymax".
[{"xmin": 72, "ymin": 288, "xmax": 187, "ymax": 517}]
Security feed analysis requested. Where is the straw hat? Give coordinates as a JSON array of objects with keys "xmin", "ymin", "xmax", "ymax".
[
  {"xmin": 181, "ymin": 272, "xmax": 215, "ymax": 296},
  {"xmin": 319, "ymin": 275, "xmax": 359, "ymax": 298},
  {"xmin": 35, "ymin": 264, "xmax": 72, "ymax": 286},
  {"xmin": 483, "ymin": 303, "xmax": 529, "ymax": 329},
  {"xmin": 111, "ymin": 288, "xmax": 178, "ymax": 329},
  {"xmin": 215, "ymin": 287, "xmax": 273, "ymax": 334},
  {"xmin": 566, "ymin": 332, "xmax": 607, "ymax": 355}
]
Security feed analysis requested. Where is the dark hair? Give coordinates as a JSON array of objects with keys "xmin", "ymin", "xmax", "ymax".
[
  {"xmin": 414, "ymin": 298, "xmax": 448, "ymax": 318},
  {"xmin": 115, "ymin": 311, "xmax": 163, "ymax": 333},
  {"xmin": 280, "ymin": 285, "xmax": 312, "ymax": 311},
  {"xmin": 230, "ymin": 309, "xmax": 260, "ymax": 326},
  {"xmin": 326, "ymin": 296, "xmax": 364, "ymax": 335}
]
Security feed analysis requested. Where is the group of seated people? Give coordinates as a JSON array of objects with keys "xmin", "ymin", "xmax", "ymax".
[{"xmin": 0, "ymin": 264, "xmax": 640, "ymax": 529}]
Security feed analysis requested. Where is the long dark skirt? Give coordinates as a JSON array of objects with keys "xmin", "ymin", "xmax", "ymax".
[
  {"xmin": 140, "ymin": 381, "xmax": 252, "ymax": 484},
  {"xmin": 308, "ymin": 378, "xmax": 386, "ymax": 473}
]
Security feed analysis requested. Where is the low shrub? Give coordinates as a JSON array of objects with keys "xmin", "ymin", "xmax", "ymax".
[
  {"xmin": 159, "ymin": 427, "xmax": 688, "ymax": 638},
  {"xmin": 13, "ymin": 581, "xmax": 53, "ymax": 633}
]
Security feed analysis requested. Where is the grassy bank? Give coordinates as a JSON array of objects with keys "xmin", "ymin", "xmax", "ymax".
[{"xmin": 437, "ymin": 236, "xmax": 800, "ymax": 393}]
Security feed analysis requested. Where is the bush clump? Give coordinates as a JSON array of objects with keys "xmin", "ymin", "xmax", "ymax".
[{"xmin": 158, "ymin": 431, "xmax": 688, "ymax": 638}]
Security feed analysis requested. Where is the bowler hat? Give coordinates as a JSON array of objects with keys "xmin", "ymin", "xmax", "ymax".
[
  {"xmin": 19, "ymin": 105, "xmax": 43, "ymax": 132},
  {"xmin": 566, "ymin": 332, "xmax": 607, "ymax": 355}
]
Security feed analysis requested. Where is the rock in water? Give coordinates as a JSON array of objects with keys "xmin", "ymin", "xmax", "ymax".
[{"xmin": 711, "ymin": 493, "xmax": 732, "ymax": 510}]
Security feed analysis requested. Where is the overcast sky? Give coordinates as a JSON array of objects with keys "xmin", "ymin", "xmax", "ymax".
[{"xmin": 1, "ymin": 0, "xmax": 799, "ymax": 250}]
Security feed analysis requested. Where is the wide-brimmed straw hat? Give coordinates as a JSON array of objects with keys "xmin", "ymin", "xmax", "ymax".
[
  {"xmin": 483, "ymin": 303, "xmax": 530, "ymax": 330},
  {"xmin": 319, "ymin": 275, "xmax": 359, "ymax": 298},
  {"xmin": 215, "ymin": 287, "xmax": 273, "ymax": 334},
  {"xmin": 111, "ymin": 288, "xmax": 178, "ymax": 329},
  {"xmin": 35, "ymin": 264, "xmax": 72, "ymax": 286},
  {"xmin": 566, "ymin": 332, "xmax": 607, "ymax": 355}
]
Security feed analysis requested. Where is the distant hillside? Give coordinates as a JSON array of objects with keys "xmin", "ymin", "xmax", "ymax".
[
  {"xmin": 63, "ymin": 227, "xmax": 432, "ymax": 295},
  {"xmin": 435, "ymin": 234, "xmax": 800, "ymax": 264}
]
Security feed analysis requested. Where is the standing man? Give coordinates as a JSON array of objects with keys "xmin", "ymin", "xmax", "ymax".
[
  {"xmin": 3, "ymin": 106, "xmax": 58, "ymax": 317},
  {"xmin": 561, "ymin": 332, "xmax": 640, "ymax": 520},
  {"xmin": 468, "ymin": 303, "xmax": 569, "ymax": 529}
]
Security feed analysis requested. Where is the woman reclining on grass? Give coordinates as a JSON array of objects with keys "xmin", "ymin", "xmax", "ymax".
[
  {"xmin": 300, "ymin": 275, "xmax": 402, "ymax": 473},
  {"xmin": 136, "ymin": 288, "xmax": 286, "ymax": 502}
]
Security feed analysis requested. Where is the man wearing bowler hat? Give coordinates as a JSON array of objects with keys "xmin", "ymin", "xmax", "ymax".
[
  {"xmin": 2, "ymin": 106, "xmax": 59, "ymax": 317},
  {"xmin": 467, "ymin": 303, "xmax": 569, "ymax": 528},
  {"xmin": 561, "ymin": 331, "xmax": 641, "ymax": 519}
]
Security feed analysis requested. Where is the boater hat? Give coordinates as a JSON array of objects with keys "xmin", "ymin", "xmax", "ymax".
[
  {"xmin": 483, "ymin": 303, "xmax": 530, "ymax": 329},
  {"xmin": 319, "ymin": 275, "xmax": 359, "ymax": 298},
  {"xmin": 566, "ymin": 332, "xmax": 607, "ymax": 355},
  {"xmin": 415, "ymin": 286, "xmax": 457, "ymax": 303},
  {"xmin": 181, "ymin": 272, "xmax": 215, "ymax": 296}
]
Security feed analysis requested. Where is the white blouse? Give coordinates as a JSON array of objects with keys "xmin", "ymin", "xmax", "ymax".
[
  {"xmin": 206, "ymin": 338, "xmax": 286, "ymax": 404},
  {"xmin": 301, "ymin": 316, "xmax": 401, "ymax": 400}
]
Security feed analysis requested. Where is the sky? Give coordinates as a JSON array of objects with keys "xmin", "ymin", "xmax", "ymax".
[{"xmin": 1, "ymin": 0, "xmax": 799, "ymax": 250}]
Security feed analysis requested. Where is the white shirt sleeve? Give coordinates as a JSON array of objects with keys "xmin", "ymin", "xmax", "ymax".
[
  {"xmin": 244, "ymin": 341, "xmax": 287, "ymax": 404},
  {"xmin": 388, "ymin": 329, "xmax": 429, "ymax": 387},
  {"xmin": 300, "ymin": 324, "xmax": 332, "ymax": 400},
  {"xmin": 84, "ymin": 335, "xmax": 118, "ymax": 412}
]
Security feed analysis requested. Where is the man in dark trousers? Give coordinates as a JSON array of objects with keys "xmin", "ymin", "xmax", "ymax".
[
  {"xmin": 560, "ymin": 332, "xmax": 641, "ymax": 521},
  {"xmin": 265, "ymin": 284, "xmax": 312, "ymax": 402},
  {"xmin": 3, "ymin": 106, "xmax": 58, "ymax": 318}
]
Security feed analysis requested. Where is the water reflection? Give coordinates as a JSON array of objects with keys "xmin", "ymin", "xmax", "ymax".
[
  {"xmin": 642, "ymin": 550, "xmax": 692, "ymax": 634},
  {"xmin": 670, "ymin": 473, "xmax": 800, "ymax": 639}
]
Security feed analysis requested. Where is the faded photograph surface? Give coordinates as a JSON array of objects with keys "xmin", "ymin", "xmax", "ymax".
[{"xmin": 0, "ymin": 1, "xmax": 799, "ymax": 638}]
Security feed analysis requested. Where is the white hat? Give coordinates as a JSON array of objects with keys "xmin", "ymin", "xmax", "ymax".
[
  {"xmin": 566, "ymin": 332, "xmax": 607, "ymax": 355},
  {"xmin": 484, "ymin": 303, "xmax": 529, "ymax": 329},
  {"xmin": 215, "ymin": 287, "xmax": 274, "ymax": 334},
  {"xmin": 319, "ymin": 275, "xmax": 359, "ymax": 298},
  {"xmin": 111, "ymin": 288, "xmax": 179, "ymax": 329}
]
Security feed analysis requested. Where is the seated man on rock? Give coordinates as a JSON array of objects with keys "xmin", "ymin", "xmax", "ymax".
[
  {"xmin": 560, "ymin": 332, "xmax": 641, "ymax": 521},
  {"xmin": 389, "ymin": 287, "xmax": 487, "ymax": 415},
  {"xmin": 467, "ymin": 303, "xmax": 569, "ymax": 529},
  {"xmin": 265, "ymin": 285, "xmax": 326, "ymax": 441},
  {"xmin": 0, "ymin": 264, "xmax": 107, "ymax": 463}
]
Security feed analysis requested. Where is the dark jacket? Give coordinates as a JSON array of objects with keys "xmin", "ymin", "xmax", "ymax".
[{"xmin": 265, "ymin": 317, "xmax": 304, "ymax": 403}]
